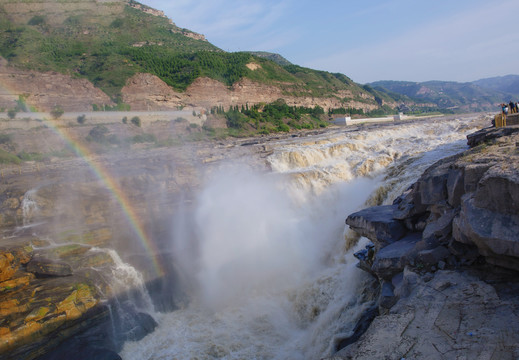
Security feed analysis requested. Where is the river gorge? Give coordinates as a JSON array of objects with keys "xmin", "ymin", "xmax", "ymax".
[{"xmin": 1, "ymin": 114, "xmax": 506, "ymax": 359}]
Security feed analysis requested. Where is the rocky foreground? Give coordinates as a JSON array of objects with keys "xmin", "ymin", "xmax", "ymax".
[{"xmin": 333, "ymin": 126, "xmax": 519, "ymax": 359}]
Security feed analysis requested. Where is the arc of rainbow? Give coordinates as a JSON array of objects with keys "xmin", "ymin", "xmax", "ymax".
[{"xmin": 0, "ymin": 84, "xmax": 166, "ymax": 278}]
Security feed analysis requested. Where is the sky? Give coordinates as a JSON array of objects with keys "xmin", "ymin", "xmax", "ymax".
[{"xmin": 141, "ymin": 0, "xmax": 519, "ymax": 84}]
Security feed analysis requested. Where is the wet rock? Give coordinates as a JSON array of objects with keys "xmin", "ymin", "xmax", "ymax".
[
  {"xmin": 0, "ymin": 270, "xmax": 34, "ymax": 293},
  {"xmin": 334, "ymin": 305, "xmax": 379, "ymax": 352},
  {"xmin": 353, "ymin": 243, "xmax": 375, "ymax": 274},
  {"xmin": 26, "ymin": 257, "xmax": 73, "ymax": 277},
  {"xmin": 346, "ymin": 205, "xmax": 406, "ymax": 249},
  {"xmin": 0, "ymin": 251, "xmax": 19, "ymax": 282},
  {"xmin": 0, "ymin": 275, "xmax": 106, "ymax": 360},
  {"xmin": 371, "ymin": 233, "xmax": 421, "ymax": 280}
]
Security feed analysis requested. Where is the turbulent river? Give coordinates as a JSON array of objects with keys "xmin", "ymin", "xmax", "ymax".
[{"xmin": 119, "ymin": 115, "xmax": 487, "ymax": 360}]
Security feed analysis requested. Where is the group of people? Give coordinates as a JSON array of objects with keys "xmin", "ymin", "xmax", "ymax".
[{"xmin": 501, "ymin": 100, "xmax": 519, "ymax": 114}]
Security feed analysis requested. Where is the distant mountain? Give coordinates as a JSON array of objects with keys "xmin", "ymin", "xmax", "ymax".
[
  {"xmin": 369, "ymin": 80, "xmax": 511, "ymax": 112},
  {"xmin": 472, "ymin": 75, "xmax": 519, "ymax": 99}
]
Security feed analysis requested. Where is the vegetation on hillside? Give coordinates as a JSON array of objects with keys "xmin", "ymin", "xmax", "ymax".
[
  {"xmin": 0, "ymin": 0, "xmax": 387, "ymax": 111},
  {"xmin": 370, "ymin": 80, "xmax": 506, "ymax": 112}
]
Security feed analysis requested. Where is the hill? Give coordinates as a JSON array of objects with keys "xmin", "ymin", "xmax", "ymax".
[
  {"xmin": 472, "ymin": 74, "xmax": 519, "ymax": 99},
  {"xmin": 369, "ymin": 79, "xmax": 511, "ymax": 112},
  {"xmin": 0, "ymin": 0, "xmax": 396, "ymax": 120}
]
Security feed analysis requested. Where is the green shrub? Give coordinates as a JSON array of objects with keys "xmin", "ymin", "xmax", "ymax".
[
  {"xmin": 277, "ymin": 123, "xmax": 290, "ymax": 132},
  {"xmin": 0, "ymin": 149, "xmax": 21, "ymax": 164},
  {"xmin": 110, "ymin": 18, "xmax": 124, "ymax": 28},
  {"xmin": 131, "ymin": 116, "xmax": 141, "ymax": 127},
  {"xmin": 0, "ymin": 134, "xmax": 12, "ymax": 144},
  {"xmin": 50, "ymin": 105, "xmax": 64, "ymax": 119},
  {"xmin": 77, "ymin": 114, "xmax": 86, "ymax": 124},
  {"xmin": 131, "ymin": 133, "xmax": 157, "ymax": 143},
  {"xmin": 86, "ymin": 125, "xmax": 109, "ymax": 143},
  {"xmin": 174, "ymin": 117, "xmax": 187, "ymax": 123},
  {"xmin": 28, "ymin": 15, "xmax": 46, "ymax": 26},
  {"xmin": 17, "ymin": 151, "xmax": 44, "ymax": 162}
]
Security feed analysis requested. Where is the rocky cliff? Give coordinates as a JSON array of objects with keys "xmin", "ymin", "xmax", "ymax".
[
  {"xmin": 0, "ymin": 59, "xmax": 115, "ymax": 112},
  {"xmin": 121, "ymin": 73, "xmax": 380, "ymax": 113},
  {"xmin": 334, "ymin": 125, "xmax": 519, "ymax": 359}
]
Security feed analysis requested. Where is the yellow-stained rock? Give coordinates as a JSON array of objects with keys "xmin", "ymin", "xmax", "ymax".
[
  {"xmin": 56, "ymin": 283, "xmax": 98, "ymax": 321},
  {"xmin": 0, "ymin": 271, "xmax": 34, "ymax": 292},
  {"xmin": 0, "ymin": 298, "xmax": 29, "ymax": 317},
  {"xmin": 24, "ymin": 306, "xmax": 50, "ymax": 323},
  {"xmin": 0, "ymin": 251, "xmax": 18, "ymax": 282}
]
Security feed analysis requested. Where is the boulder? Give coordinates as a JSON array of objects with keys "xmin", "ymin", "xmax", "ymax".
[
  {"xmin": 422, "ymin": 208, "xmax": 457, "ymax": 243},
  {"xmin": 371, "ymin": 233, "xmax": 421, "ymax": 280},
  {"xmin": 474, "ymin": 163, "xmax": 519, "ymax": 215},
  {"xmin": 26, "ymin": 257, "xmax": 73, "ymax": 277},
  {"xmin": 453, "ymin": 195, "xmax": 519, "ymax": 271},
  {"xmin": 346, "ymin": 205, "xmax": 406, "ymax": 249},
  {"xmin": 0, "ymin": 250, "xmax": 19, "ymax": 282}
]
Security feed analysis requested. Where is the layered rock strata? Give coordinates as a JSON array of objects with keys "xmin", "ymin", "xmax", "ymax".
[{"xmin": 336, "ymin": 125, "xmax": 519, "ymax": 359}]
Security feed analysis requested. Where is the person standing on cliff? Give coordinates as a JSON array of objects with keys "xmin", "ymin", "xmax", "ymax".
[{"xmin": 509, "ymin": 100, "xmax": 516, "ymax": 114}]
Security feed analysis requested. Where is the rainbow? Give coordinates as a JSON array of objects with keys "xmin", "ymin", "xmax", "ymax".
[{"xmin": 0, "ymin": 85, "xmax": 166, "ymax": 278}]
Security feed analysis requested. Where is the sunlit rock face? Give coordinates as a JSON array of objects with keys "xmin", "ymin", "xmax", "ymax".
[{"xmin": 339, "ymin": 126, "xmax": 519, "ymax": 359}]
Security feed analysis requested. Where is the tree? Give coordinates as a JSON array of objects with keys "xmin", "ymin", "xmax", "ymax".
[
  {"xmin": 50, "ymin": 105, "xmax": 64, "ymax": 119},
  {"xmin": 87, "ymin": 125, "xmax": 109, "ymax": 143},
  {"xmin": 131, "ymin": 116, "xmax": 141, "ymax": 127}
]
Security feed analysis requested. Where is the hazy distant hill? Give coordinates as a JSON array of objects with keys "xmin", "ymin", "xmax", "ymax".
[
  {"xmin": 369, "ymin": 79, "xmax": 511, "ymax": 112},
  {"xmin": 472, "ymin": 75, "xmax": 519, "ymax": 99}
]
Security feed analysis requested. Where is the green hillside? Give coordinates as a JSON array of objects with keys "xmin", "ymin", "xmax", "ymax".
[
  {"xmin": 0, "ymin": 0, "xmax": 220, "ymax": 97},
  {"xmin": 0, "ymin": 0, "xmax": 387, "ymax": 112}
]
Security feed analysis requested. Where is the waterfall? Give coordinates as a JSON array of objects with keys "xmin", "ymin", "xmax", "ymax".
[
  {"xmin": 21, "ymin": 188, "xmax": 39, "ymax": 227},
  {"xmin": 120, "ymin": 115, "xmax": 486, "ymax": 359}
]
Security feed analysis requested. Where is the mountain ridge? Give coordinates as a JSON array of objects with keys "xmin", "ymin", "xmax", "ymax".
[{"xmin": 369, "ymin": 77, "xmax": 518, "ymax": 112}]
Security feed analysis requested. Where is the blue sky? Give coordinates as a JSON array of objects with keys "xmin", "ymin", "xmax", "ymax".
[{"xmin": 141, "ymin": 0, "xmax": 519, "ymax": 84}]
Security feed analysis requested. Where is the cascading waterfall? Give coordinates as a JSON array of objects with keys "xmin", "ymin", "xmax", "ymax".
[
  {"xmin": 120, "ymin": 116, "xmax": 486, "ymax": 360},
  {"xmin": 21, "ymin": 188, "xmax": 39, "ymax": 227},
  {"xmin": 92, "ymin": 248, "xmax": 155, "ymax": 313}
]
